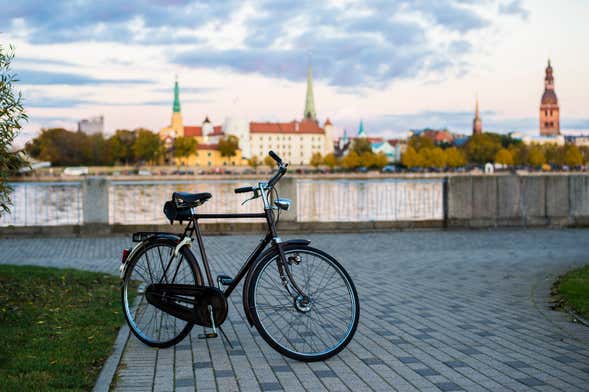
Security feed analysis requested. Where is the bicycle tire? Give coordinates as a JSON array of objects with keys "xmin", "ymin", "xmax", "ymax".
[
  {"xmin": 248, "ymin": 245, "xmax": 359, "ymax": 361},
  {"xmin": 122, "ymin": 238, "xmax": 203, "ymax": 348}
]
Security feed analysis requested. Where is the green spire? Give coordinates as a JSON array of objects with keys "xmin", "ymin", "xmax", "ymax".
[
  {"xmin": 304, "ymin": 63, "xmax": 317, "ymax": 121},
  {"xmin": 173, "ymin": 76, "xmax": 181, "ymax": 113},
  {"xmin": 358, "ymin": 120, "xmax": 366, "ymax": 137}
]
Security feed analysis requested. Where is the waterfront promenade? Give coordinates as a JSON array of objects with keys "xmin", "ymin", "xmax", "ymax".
[{"xmin": 1, "ymin": 229, "xmax": 588, "ymax": 391}]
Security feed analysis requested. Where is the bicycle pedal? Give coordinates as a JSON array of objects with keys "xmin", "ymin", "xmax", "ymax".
[
  {"xmin": 216, "ymin": 274, "xmax": 234, "ymax": 287},
  {"xmin": 198, "ymin": 332, "xmax": 218, "ymax": 339}
]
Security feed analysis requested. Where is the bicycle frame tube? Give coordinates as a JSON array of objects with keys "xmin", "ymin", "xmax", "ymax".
[{"xmin": 186, "ymin": 181, "xmax": 308, "ymax": 299}]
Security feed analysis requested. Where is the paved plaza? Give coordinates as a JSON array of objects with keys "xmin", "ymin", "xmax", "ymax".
[{"xmin": 1, "ymin": 229, "xmax": 589, "ymax": 391}]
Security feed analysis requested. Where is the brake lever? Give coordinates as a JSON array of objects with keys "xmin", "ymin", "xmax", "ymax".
[{"xmin": 241, "ymin": 189, "xmax": 260, "ymax": 205}]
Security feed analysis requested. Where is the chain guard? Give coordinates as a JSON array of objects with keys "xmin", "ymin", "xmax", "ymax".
[{"xmin": 145, "ymin": 284, "xmax": 228, "ymax": 327}]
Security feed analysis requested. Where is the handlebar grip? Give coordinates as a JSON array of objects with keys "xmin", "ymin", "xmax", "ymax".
[
  {"xmin": 235, "ymin": 186, "xmax": 253, "ymax": 194},
  {"xmin": 269, "ymin": 150, "xmax": 282, "ymax": 165}
]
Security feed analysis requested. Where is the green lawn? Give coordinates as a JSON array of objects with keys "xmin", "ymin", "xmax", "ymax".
[
  {"xmin": 0, "ymin": 264, "xmax": 124, "ymax": 391},
  {"xmin": 556, "ymin": 264, "xmax": 589, "ymax": 320}
]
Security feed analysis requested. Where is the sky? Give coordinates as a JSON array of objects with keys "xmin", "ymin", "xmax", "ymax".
[{"xmin": 2, "ymin": 0, "xmax": 589, "ymax": 147}]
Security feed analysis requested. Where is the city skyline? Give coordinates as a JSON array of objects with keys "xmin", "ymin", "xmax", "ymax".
[{"xmin": 3, "ymin": 0, "xmax": 589, "ymax": 147}]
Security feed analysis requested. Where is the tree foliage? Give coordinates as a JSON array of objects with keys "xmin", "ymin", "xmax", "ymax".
[
  {"xmin": 408, "ymin": 135, "xmax": 434, "ymax": 152},
  {"xmin": 0, "ymin": 44, "xmax": 28, "ymax": 213},
  {"xmin": 495, "ymin": 148, "xmax": 514, "ymax": 165},
  {"xmin": 323, "ymin": 153, "xmax": 338, "ymax": 169},
  {"xmin": 444, "ymin": 147, "xmax": 466, "ymax": 168},
  {"xmin": 350, "ymin": 138, "xmax": 372, "ymax": 155},
  {"xmin": 248, "ymin": 155, "xmax": 261, "ymax": 170},
  {"xmin": 342, "ymin": 151, "xmax": 360, "ymax": 169},
  {"xmin": 132, "ymin": 129, "xmax": 163, "ymax": 164},
  {"xmin": 464, "ymin": 133, "xmax": 502, "ymax": 164},
  {"xmin": 563, "ymin": 145, "xmax": 583, "ymax": 166},
  {"xmin": 218, "ymin": 135, "xmax": 239, "ymax": 158},
  {"xmin": 173, "ymin": 136, "xmax": 198, "ymax": 164},
  {"xmin": 264, "ymin": 155, "xmax": 275, "ymax": 168},
  {"xmin": 401, "ymin": 146, "xmax": 422, "ymax": 168},
  {"xmin": 310, "ymin": 152, "xmax": 323, "ymax": 168}
]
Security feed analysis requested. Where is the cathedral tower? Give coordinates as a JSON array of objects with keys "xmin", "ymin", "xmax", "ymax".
[
  {"xmin": 472, "ymin": 96, "xmax": 482, "ymax": 135},
  {"xmin": 304, "ymin": 64, "xmax": 317, "ymax": 122},
  {"xmin": 540, "ymin": 60, "xmax": 560, "ymax": 136}
]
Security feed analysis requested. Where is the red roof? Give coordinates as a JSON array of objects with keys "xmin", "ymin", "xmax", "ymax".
[
  {"xmin": 208, "ymin": 126, "xmax": 224, "ymax": 136},
  {"xmin": 250, "ymin": 120, "xmax": 324, "ymax": 134},
  {"xmin": 324, "ymin": 118, "xmax": 332, "ymax": 126},
  {"xmin": 184, "ymin": 126, "xmax": 202, "ymax": 137}
]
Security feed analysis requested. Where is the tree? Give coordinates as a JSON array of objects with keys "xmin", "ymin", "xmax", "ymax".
[
  {"xmin": 528, "ymin": 145, "xmax": 546, "ymax": 167},
  {"xmin": 563, "ymin": 145, "xmax": 583, "ymax": 167},
  {"xmin": 264, "ymin": 155, "xmax": 275, "ymax": 169},
  {"xmin": 359, "ymin": 152, "xmax": 375, "ymax": 168},
  {"xmin": 445, "ymin": 147, "xmax": 466, "ymax": 168},
  {"xmin": 310, "ymin": 152, "xmax": 323, "ymax": 168},
  {"xmin": 133, "ymin": 129, "xmax": 162, "ymax": 164},
  {"xmin": 350, "ymin": 138, "xmax": 372, "ymax": 155},
  {"xmin": 401, "ymin": 146, "xmax": 422, "ymax": 168},
  {"xmin": 373, "ymin": 152, "xmax": 388, "ymax": 169},
  {"xmin": 109, "ymin": 129, "xmax": 136, "ymax": 165},
  {"xmin": 0, "ymin": 44, "xmax": 28, "ymax": 213},
  {"xmin": 341, "ymin": 151, "xmax": 360, "ymax": 169},
  {"xmin": 408, "ymin": 135, "xmax": 434, "ymax": 151},
  {"xmin": 248, "ymin": 155, "xmax": 261, "ymax": 171},
  {"xmin": 323, "ymin": 153, "xmax": 338, "ymax": 169},
  {"xmin": 173, "ymin": 136, "xmax": 198, "ymax": 165},
  {"xmin": 464, "ymin": 134, "xmax": 502, "ymax": 164},
  {"xmin": 218, "ymin": 135, "xmax": 239, "ymax": 163},
  {"xmin": 421, "ymin": 147, "xmax": 446, "ymax": 168},
  {"xmin": 495, "ymin": 148, "xmax": 514, "ymax": 165}
]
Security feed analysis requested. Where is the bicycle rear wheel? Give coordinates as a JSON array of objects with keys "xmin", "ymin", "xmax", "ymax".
[
  {"xmin": 122, "ymin": 238, "xmax": 203, "ymax": 348},
  {"xmin": 249, "ymin": 245, "xmax": 359, "ymax": 361}
]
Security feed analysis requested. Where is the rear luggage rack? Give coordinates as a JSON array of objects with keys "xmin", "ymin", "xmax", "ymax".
[{"xmin": 132, "ymin": 232, "xmax": 180, "ymax": 242}]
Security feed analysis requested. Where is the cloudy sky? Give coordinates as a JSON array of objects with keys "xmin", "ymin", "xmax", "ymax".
[{"xmin": 2, "ymin": 0, "xmax": 588, "ymax": 147}]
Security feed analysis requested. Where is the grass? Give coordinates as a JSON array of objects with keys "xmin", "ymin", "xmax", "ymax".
[
  {"xmin": 554, "ymin": 264, "xmax": 589, "ymax": 320},
  {"xmin": 0, "ymin": 264, "xmax": 125, "ymax": 391}
]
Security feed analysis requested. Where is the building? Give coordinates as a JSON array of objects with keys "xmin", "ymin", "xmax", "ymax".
[
  {"xmin": 78, "ymin": 115, "xmax": 104, "ymax": 134},
  {"xmin": 473, "ymin": 96, "xmax": 482, "ymax": 135},
  {"xmin": 247, "ymin": 64, "xmax": 334, "ymax": 164},
  {"xmin": 540, "ymin": 60, "xmax": 560, "ymax": 136}
]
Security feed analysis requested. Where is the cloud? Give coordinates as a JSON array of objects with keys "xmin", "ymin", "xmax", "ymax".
[
  {"xmin": 15, "ymin": 69, "xmax": 152, "ymax": 86},
  {"xmin": 499, "ymin": 0, "xmax": 530, "ymax": 20}
]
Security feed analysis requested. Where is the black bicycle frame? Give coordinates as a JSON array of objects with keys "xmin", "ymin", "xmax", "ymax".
[{"xmin": 177, "ymin": 206, "xmax": 307, "ymax": 300}]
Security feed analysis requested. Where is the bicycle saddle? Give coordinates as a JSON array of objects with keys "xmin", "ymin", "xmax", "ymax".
[{"xmin": 172, "ymin": 191, "xmax": 212, "ymax": 207}]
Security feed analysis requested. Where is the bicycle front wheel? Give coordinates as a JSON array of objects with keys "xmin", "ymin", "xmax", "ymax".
[{"xmin": 249, "ymin": 245, "xmax": 359, "ymax": 361}]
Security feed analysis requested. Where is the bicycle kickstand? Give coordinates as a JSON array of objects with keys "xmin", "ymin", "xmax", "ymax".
[{"xmin": 198, "ymin": 305, "xmax": 218, "ymax": 339}]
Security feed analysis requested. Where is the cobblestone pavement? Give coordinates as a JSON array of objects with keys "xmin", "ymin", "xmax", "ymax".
[{"xmin": 2, "ymin": 229, "xmax": 589, "ymax": 391}]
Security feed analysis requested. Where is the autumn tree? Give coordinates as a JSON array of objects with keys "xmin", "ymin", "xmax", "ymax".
[
  {"xmin": 264, "ymin": 155, "xmax": 275, "ymax": 169},
  {"xmin": 218, "ymin": 135, "xmax": 239, "ymax": 164},
  {"xmin": 0, "ymin": 43, "xmax": 28, "ymax": 213},
  {"xmin": 408, "ymin": 134, "xmax": 434, "ymax": 151},
  {"xmin": 372, "ymin": 152, "xmax": 388, "ymax": 169},
  {"xmin": 310, "ymin": 152, "xmax": 323, "ymax": 168},
  {"xmin": 528, "ymin": 145, "xmax": 546, "ymax": 167},
  {"xmin": 109, "ymin": 129, "xmax": 136, "ymax": 165},
  {"xmin": 342, "ymin": 151, "xmax": 361, "ymax": 169},
  {"xmin": 323, "ymin": 153, "xmax": 338, "ymax": 170},
  {"xmin": 444, "ymin": 147, "xmax": 466, "ymax": 168},
  {"xmin": 173, "ymin": 136, "xmax": 198, "ymax": 165},
  {"xmin": 401, "ymin": 146, "xmax": 422, "ymax": 168},
  {"xmin": 248, "ymin": 155, "xmax": 261, "ymax": 171},
  {"xmin": 464, "ymin": 133, "xmax": 502, "ymax": 164},
  {"xmin": 421, "ymin": 147, "xmax": 446, "ymax": 168},
  {"xmin": 495, "ymin": 148, "xmax": 514, "ymax": 165},
  {"xmin": 563, "ymin": 144, "xmax": 583, "ymax": 167},
  {"xmin": 133, "ymin": 129, "xmax": 163, "ymax": 164},
  {"xmin": 350, "ymin": 138, "xmax": 372, "ymax": 155}
]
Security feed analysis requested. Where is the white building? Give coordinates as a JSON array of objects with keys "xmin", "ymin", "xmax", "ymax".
[{"xmin": 78, "ymin": 115, "xmax": 104, "ymax": 134}]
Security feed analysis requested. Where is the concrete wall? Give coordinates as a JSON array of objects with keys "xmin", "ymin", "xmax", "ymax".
[{"xmin": 447, "ymin": 174, "xmax": 589, "ymax": 228}]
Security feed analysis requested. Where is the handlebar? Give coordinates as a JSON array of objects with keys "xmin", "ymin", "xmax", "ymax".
[{"xmin": 234, "ymin": 151, "xmax": 288, "ymax": 195}]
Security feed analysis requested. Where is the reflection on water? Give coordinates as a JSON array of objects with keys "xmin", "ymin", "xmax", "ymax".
[{"xmin": 1, "ymin": 178, "xmax": 444, "ymax": 226}]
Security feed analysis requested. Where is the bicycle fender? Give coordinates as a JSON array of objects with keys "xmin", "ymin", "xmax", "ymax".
[
  {"xmin": 120, "ymin": 233, "xmax": 182, "ymax": 279},
  {"xmin": 241, "ymin": 239, "xmax": 310, "ymax": 326}
]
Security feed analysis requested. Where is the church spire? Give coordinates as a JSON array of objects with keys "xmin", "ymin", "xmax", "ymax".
[
  {"xmin": 473, "ymin": 95, "xmax": 482, "ymax": 135},
  {"xmin": 304, "ymin": 63, "xmax": 317, "ymax": 121},
  {"xmin": 173, "ymin": 76, "xmax": 181, "ymax": 113}
]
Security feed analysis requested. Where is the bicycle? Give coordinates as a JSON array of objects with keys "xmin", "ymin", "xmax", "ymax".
[{"xmin": 119, "ymin": 151, "xmax": 359, "ymax": 361}]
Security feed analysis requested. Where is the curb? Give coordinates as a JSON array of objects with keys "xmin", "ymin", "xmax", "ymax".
[{"xmin": 92, "ymin": 324, "xmax": 130, "ymax": 392}]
